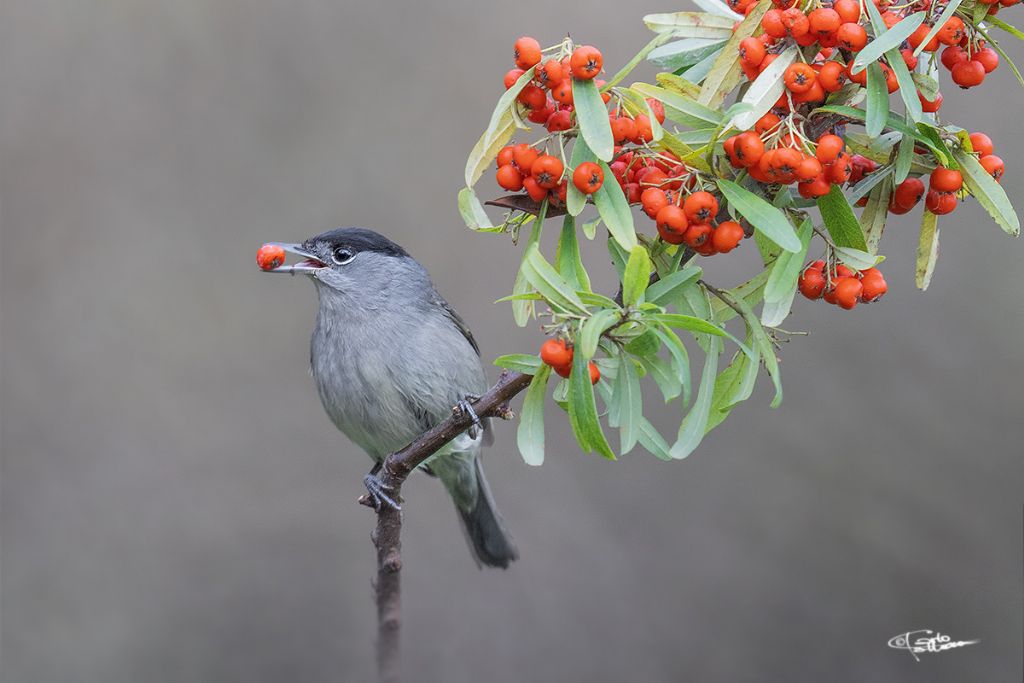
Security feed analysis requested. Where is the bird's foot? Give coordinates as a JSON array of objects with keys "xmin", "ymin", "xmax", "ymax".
[
  {"xmin": 454, "ymin": 395, "xmax": 483, "ymax": 440},
  {"xmin": 360, "ymin": 473, "xmax": 402, "ymax": 512}
]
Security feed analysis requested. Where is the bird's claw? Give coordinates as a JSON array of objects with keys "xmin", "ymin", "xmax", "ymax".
[
  {"xmin": 361, "ymin": 473, "xmax": 401, "ymax": 512},
  {"xmin": 455, "ymin": 396, "xmax": 483, "ymax": 440}
]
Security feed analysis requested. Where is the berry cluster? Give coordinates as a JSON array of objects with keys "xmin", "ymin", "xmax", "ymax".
[
  {"xmin": 496, "ymin": 36, "xmax": 750, "ymax": 258},
  {"xmin": 539, "ymin": 338, "xmax": 600, "ymax": 383},
  {"xmin": 798, "ymin": 261, "xmax": 888, "ymax": 310},
  {"xmin": 724, "ymin": 120, "xmax": 877, "ymax": 199}
]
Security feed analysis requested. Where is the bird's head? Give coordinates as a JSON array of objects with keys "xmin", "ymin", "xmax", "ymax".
[{"xmin": 260, "ymin": 227, "xmax": 426, "ymax": 312}]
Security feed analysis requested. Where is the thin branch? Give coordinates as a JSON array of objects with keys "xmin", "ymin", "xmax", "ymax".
[{"xmin": 363, "ymin": 369, "xmax": 533, "ymax": 683}]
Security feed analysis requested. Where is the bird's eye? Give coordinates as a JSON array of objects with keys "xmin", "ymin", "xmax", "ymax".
[{"xmin": 332, "ymin": 247, "xmax": 356, "ymax": 265}]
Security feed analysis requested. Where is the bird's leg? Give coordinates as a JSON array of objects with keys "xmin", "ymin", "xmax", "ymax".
[
  {"xmin": 361, "ymin": 461, "xmax": 402, "ymax": 512},
  {"xmin": 454, "ymin": 394, "xmax": 483, "ymax": 440}
]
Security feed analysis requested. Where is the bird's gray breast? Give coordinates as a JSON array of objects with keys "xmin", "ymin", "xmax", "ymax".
[{"xmin": 309, "ymin": 298, "xmax": 487, "ymax": 462}]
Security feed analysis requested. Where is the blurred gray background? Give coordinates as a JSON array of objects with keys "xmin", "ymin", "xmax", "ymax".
[{"xmin": 2, "ymin": 2, "xmax": 1022, "ymax": 681}]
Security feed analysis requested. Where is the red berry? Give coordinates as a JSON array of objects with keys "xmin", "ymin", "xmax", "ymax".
[
  {"xmin": 496, "ymin": 164, "xmax": 524, "ymax": 191},
  {"xmin": 572, "ymin": 161, "xmax": 604, "ymax": 194},
  {"xmin": 969, "ymin": 132, "xmax": 994, "ymax": 157},
  {"xmin": 588, "ymin": 361, "xmax": 601, "ymax": 385},
  {"xmin": 531, "ymin": 155, "xmax": 564, "ymax": 189},
  {"xmin": 683, "ymin": 191, "xmax": 719, "ymax": 223},
  {"xmin": 925, "ymin": 189, "xmax": 957, "ymax": 215},
  {"xmin": 655, "ymin": 205, "xmax": 689, "ymax": 244},
  {"xmin": 930, "ymin": 167, "xmax": 963, "ymax": 193},
  {"xmin": 513, "ymin": 36, "xmax": 542, "ymax": 70},
  {"xmin": 951, "ymin": 60, "xmax": 986, "ymax": 88},
  {"xmin": 712, "ymin": 221, "xmax": 744, "ymax": 253},
  {"xmin": 798, "ymin": 267, "xmax": 827, "ymax": 299},
  {"xmin": 540, "ymin": 338, "xmax": 573, "ymax": 371},
  {"xmin": 570, "ymin": 45, "xmax": 603, "ymax": 80},
  {"xmin": 980, "ymin": 155, "xmax": 1005, "ymax": 181},
  {"xmin": 834, "ymin": 277, "xmax": 863, "ymax": 310},
  {"xmin": 257, "ymin": 244, "xmax": 286, "ymax": 271}
]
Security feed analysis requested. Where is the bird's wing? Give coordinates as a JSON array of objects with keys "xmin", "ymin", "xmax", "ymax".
[
  {"xmin": 434, "ymin": 295, "xmax": 495, "ymax": 446},
  {"xmin": 437, "ymin": 297, "xmax": 480, "ymax": 356}
]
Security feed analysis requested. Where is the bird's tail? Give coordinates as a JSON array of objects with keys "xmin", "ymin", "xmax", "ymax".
[{"xmin": 443, "ymin": 457, "xmax": 518, "ymax": 569}]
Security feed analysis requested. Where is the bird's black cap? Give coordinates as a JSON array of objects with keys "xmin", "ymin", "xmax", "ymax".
[{"xmin": 305, "ymin": 227, "xmax": 409, "ymax": 258}]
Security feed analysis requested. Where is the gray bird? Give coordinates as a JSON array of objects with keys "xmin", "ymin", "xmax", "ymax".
[{"xmin": 262, "ymin": 228, "xmax": 518, "ymax": 568}]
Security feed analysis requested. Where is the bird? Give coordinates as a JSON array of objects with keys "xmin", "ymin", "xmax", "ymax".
[{"xmin": 261, "ymin": 227, "xmax": 518, "ymax": 568}]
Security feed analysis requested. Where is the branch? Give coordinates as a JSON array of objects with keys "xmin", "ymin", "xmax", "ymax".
[{"xmin": 363, "ymin": 369, "xmax": 533, "ymax": 683}]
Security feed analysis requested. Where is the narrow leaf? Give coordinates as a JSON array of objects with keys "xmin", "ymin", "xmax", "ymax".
[
  {"xmin": 622, "ymin": 246, "xmax": 653, "ymax": 307},
  {"xmin": 573, "ymin": 78, "xmax": 614, "ymax": 161},
  {"xmin": 566, "ymin": 138, "xmax": 598, "ymax": 217},
  {"xmin": 556, "ymin": 215, "xmax": 591, "ymax": 292},
  {"xmin": 699, "ymin": 0, "xmax": 772, "ymax": 108},
  {"xmin": 464, "ymin": 109, "xmax": 515, "ymax": 187},
  {"xmin": 762, "ymin": 219, "xmax": 813, "ymax": 327},
  {"xmin": 817, "ymin": 184, "xmax": 869, "ymax": 251},
  {"xmin": 617, "ymin": 354, "xmax": 642, "ymax": 453},
  {"xmin": 517, "ymin": 365, "xmax": 551, "ymax": 466},
  {"xmin": 915, "ymin": 210, "xmax": 940, "ymax": 290},
  {"xmin": 493, "ymin": 354, "xmax": 542, "ymax": 374},
  {"xmin": 865, "ymin": 63, "xmax": 889, "ymax": 137},
  {"xmin": 568, "ymin": 345, "xmax": 616, "ymax": 459},
  {"xmin": 521, "ymin": 243, "xmax": 590, "ymax": 315},
  {"xmin": 669, "ymin": 336, "xmax": 722, "ymax": 458},
  {"xmin": 457, "ymin": 187, "xmax": 494, "ymax": 230},
  {"xmin": 594, "ymin": 161, "xmax": 639, "ymax": 250},
  {"xmin": 642, "ymin": 11, "xmax": 736, "ymax": 36},
  {"xmin": 646, "ymin": 266, "xmax": 702, "ymax": 305},
  {"xmin": 851, "ymin": 12, "xmax": 926, "ymax": 74},
  {"xmin": 717, "ymin": 178, "xmax": 802, "ymax": 252},
  {"xmin": 953, "ymin": 148, "xmax": 1021, "ymax": 236},
  {"xmin": 729, "ymin": 45, "xmax": 798, "ymax": 130},
  {"xmin": 912, "ymin": 0, "xmax": 964, "ymax": 57},
  {"xmin": 579, "ymin": 309, "xmax": 621, "ymax": 359}
]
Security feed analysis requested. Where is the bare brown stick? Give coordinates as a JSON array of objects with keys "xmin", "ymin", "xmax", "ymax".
[{"xmin": 361, "ymin": 369, "xmax": 533, "ymax": 683}]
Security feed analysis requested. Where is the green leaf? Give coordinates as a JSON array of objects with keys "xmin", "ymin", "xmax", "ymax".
[
  {"xmin": 817, "ymin": 184, "xmax": 870, "ymax": 251},
  {"xmin": 834, "ymin": 246, "xmax": 884, "ymax": 271},
  {"xmin": 705, "ymin": 345, "xmax": 758, "ymax": 433},
  {"xmin": 861, "ymin": 178, "xmax": 892, "ymax": 253},
  {"xmin": 622, "ymin": 246, "xmax": 653, "ymax": 307},
  {"xmin": 733, "ymin": 297, "xmax": 783, "ymax": 408},
  {"xmin": 481, "ymin": 67, "xmax": 534, "ymax": 145},
  {"xmin": 698, "ymin": 0, "xmax": 772, "ymax": 108},
  {"xmin": 953, "ymin": 148, "xmax": 1021, "ymax": 236},
  {"xmin": 642, "ymin": 354, "xmax": 683, "ymax": 402},
  {"xmin": 457, "ymin": 187, "xmax": 495, "ymax": 231},
  {"xmin": 914, "ymin": 123, "xmax": 956, "ymax": 167},
  {"xmin": 656, "ymin": 72, "xmax": 703, "ymax": 99},
  {"xmin": 578, "ymin": 291, "xmax": 620, "ymax": 308},
  {"xmin": 710, "ymin": 270, "xmax": 768, "ymax": 323},
  {"xmin": 915, "ymin": 209, "xmax": 940, "ymax": 290},
  {"xmin": 521, "ymin": 243, "xmax": 590, "ymax": 315},
  {"xmin": 911, "ymin": 72, "xmax": 940, "ymax": 101},
  {"xmin": 642, "ymin": 11, "xmax": 736, "ymax": 37},
  {"xmin": 617, "ymin": 353, "xmax": 642, "ymax": 453},
  {"xmin": 654, "ymin": 326, "xmax": 692, "ymax": 406},
  {"xmin": 568, "ymin": 345, "xmax": 615, "ymax": 459},
  {"xmin": 511, "ymin": 216, "xmax": 544, "ymax": 326},
  {"xmin": 912, "ymin": 0, "xmax": 964, "ymax": 57},
  {"xmin": 650, "ymin": 313, "xmax": 727, "ymax": 336},
  {"xmin": 630, "ymin": 82, "xmax": 723, "ymax": 127},
  {"xmin": 848, "ymin": 165, "xmax": 894, "ymax": 204},
  {"xmin": 637, "ymin": 417, "xmax": 674, "ymax": 461},
  {"xmin": 579, "ymin": 309, "xmax": 622, "ymax": 359},
  {"xmin": 648, "ymin": 38, "xmax": 727, "ymax": 71},
  {"xmin": 517, "ymin": 365, "xmax": 551, "ymax": 466},
  {"xmin": 987, "ymin": 15, "xmax": 1024, "ymax": 40},
  {"xmin": 691, "ymin": 0, "xmax": 743, "ymax": 18},
  {"xmin": 851, "ymin": 11, "xmax": 926, "ymax": 74},
  {"xmin": 464, "ymin": 109, "xmax": 516, "ymax": 187},
  {"xmin": 729, "ymin": 45, "xmax": 799, "ymax": 130},
  {"xmin": 812, "ymin": 105, "xmax": 944, "ymax": 158},
  {"xmin": 717, "ymin": 179, "xmax": 802, "ymax": 252},
  {"xmin": 762, "ymin": 218, "xmax": 813, "ymax": 327},
  {"xmin": 493, "ymin": 354, "xmax": 542, "ymax": 374},
  {"xmin": 556, "ymin": 215, "xmax": 591, "ymax": 292},
  {"xmin": 865, "ymin": 63, "xmax": 889, "ymax": 138},
  {"xmin": 669, "ymin": 336, "xmax": 722, "ymax": 458},
  {"xmin": 573, "ymin": 78, "xmax": 614, "ymax": 162},
  {"xmin": 646, "ymin": 266, "xmax": 702, "ymax": 306},
  {"xmin": 594, "ymin": 161, "xmax": 639, "ymax": 250},
  {"xmin": 581, "ymin": 218, "xmax": 601, "ymax": 240},
  {"xmin": 893, "ymin": 133, "xmax": 914, "ymax": 184}
]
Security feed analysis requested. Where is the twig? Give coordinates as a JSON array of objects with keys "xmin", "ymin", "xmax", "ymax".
[
  {"xmin": 700, "ymin": 280, "xmax": 745, "ymax": 318},
  {"xmin": 363, "ymin": 369, "xmax": 532, "ymax": 683}
]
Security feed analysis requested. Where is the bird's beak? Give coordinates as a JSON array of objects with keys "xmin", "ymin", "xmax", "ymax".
[{"xmin": 261, "ymin": 243, "xmax": 327, "ymax": 275}]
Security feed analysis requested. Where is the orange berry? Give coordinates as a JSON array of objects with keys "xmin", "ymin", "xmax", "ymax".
[
  {"xmin": 570, "ymin": 45, "xmax": 603, "ymax": 80},
  {"xmin": 531, "ymin": 155, "xmax": 564, "ymax": 189},
  {"xmin": 572, "ymin": 161, "xmax": 604, "ymax": 194},
  {"xmin": 256, "ymin": 244, "xmax": 286, "ymax": 271},
  {"xmin": 834, "ymin": 277, "xmax": 863, "ymax": 309},
  {"xmin": 513, "ymin": 36, "xmax": 542, "ymax": 70},
  {"xmin": 683, "ymin": 191, "xmax": 719, "ymax": 223},
  {"xmin": 930, "ymin": 167, "xmax": 963, "ymax": 193},
  {"xmin": 784, "ymin": 62, "xmax": 817, "ymax": 93},
  {"xmin": 496, "ymin": 164, "xmax": 524, "ymax": 191},
  {"xmin": 969, "ymin": 132, "xmax": 994, "ymax": 157},
  {"xmin": 655, "ymin": 205, "xmax": 689, "ymax": 244},
  {"xmin": 712, "ymin": 221, "xmax": 744, "ymax": 253},
  {"xmin": 816, "ymin": 134, "xmax": 845, "ymax": 164},
  {"xmin": 980, "ymin": 155, "xmax": 1004, "ymax": 181},
  {"xmin": 540, "ymin": 338, "xmax": 573, "ymax": 370}
]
